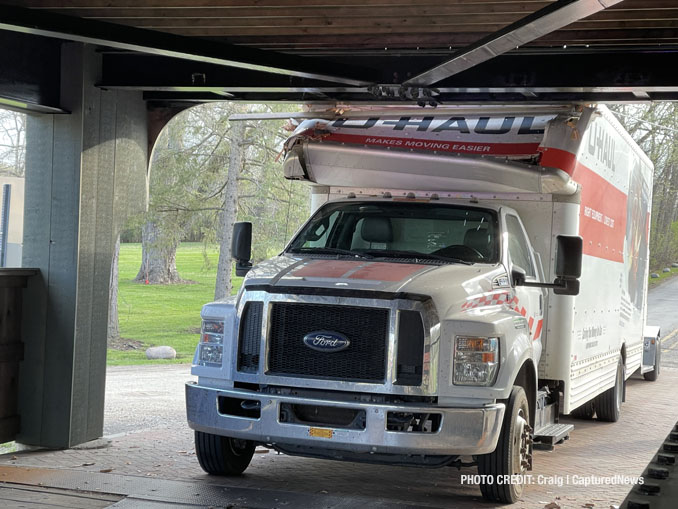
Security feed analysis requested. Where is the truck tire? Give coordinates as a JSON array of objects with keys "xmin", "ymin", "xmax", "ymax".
[
  {"xmin": 595, "ymin": 358, "xmax": 624, "ymax": 422},
  {"xmin": 477, "ymin": 386, "xmax": 531, "ymax": 504},
  {"xmin": 644, "ymin": 338, "xmax": 661, "ymax": 381},
  {"xmin": 195, "ymin": 431, "xmax": 255, "ymax": 475},
  {"xmin": 570, "ymin": 400, "xmax": 595, "ymax": 419}
]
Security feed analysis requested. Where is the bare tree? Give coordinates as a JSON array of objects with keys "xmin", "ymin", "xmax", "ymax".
[
  {"xmin": 133, "ymin": 111, "xmax": 195, "ymax": 284},
  {"xmin": 0, "ymin": 109, "xmax": 25, "ymax": 177},
  {"xmin": 108, "ymin": 235, "xmax": 121, "ymax": 342},
  {"xmin": 613, "ymin": 104, "xmax": 678, "ymax": 269},
  {"xmin": 132, "ymin": 103, "xmax": 308, "ymax": 296},
  {"xmin": 135, "ymin": 220, "xmax": 183, "ymax": 284},
  {"xmin": 214, "ymin": 120, "xmax": 244, "ymax": 300}
]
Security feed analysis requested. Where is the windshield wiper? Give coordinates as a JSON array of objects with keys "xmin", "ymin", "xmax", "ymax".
[
  {"xmin": 365, "ymin": 249, "xmax": 473, "ymax": 265},
  {"xmin": 289, "ymin": 247, "xmax": 373, "ymax": 259}
]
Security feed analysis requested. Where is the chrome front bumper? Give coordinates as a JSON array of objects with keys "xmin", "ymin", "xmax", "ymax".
[{"xmin": 186, "ymin": 382, "xmax": 505, "ymax": 456}]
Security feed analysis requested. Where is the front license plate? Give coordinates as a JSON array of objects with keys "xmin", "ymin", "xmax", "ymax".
[{"xmin": 308, "ymin": 427, "xmax": 333, "ymax": 439}]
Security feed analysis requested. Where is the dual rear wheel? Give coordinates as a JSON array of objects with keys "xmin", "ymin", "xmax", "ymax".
[
  {"xmin": 595, "ymin": 358, "xmax": 624, "ymax": 422},
  {"xmin": 570, "ymin": 356, "xmax": 625, "ymax": 422}
]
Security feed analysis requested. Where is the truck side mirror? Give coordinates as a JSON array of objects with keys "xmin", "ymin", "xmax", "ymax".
[
  {"xmin": 553, "ymin": 235, "xmax": 582, "ymax": 296},
  {"xmin": 232, "ymin": 222, "xmax": 253, "ymax": 277},
  {"xmin": 555, "ymin": 235, "xmax": 583, "ymax": 279},
  {"xmin": 511, "ymin": 235, "xmax": 582, "ymax": 296}
]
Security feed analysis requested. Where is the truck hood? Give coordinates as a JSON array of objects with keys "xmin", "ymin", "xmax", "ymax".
[{"xmin": 243, "ymin": 255, "xmax": 508, "ymax": 317}]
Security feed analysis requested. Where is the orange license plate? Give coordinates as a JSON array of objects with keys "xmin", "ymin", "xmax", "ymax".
[{"xmin": 308, "ymin": 427, "xmax": 333, "ymax": 439}]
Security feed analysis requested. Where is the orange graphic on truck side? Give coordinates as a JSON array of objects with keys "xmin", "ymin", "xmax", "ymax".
[
  {"xmin": 539, "ymin": 146, "xmax": 627, "ymax": 264},
  {"xmin": 462, "ymin": 292, "xmax": 543, "ymax": 340}
]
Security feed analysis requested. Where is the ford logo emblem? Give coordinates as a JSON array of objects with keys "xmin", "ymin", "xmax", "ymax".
[{"xmin": 303, "ymin": 331, "xmax": 350, "ymax": 352}]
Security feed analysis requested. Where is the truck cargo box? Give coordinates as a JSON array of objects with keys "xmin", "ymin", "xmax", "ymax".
[{"xmin": 282, "ymin": 104, "xmax": 654, "ymax": 412}]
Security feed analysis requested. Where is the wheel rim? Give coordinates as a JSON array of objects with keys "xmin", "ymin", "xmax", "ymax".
[{"xmin": 511, "ymin": 408, "xmax": 529, "ymax": 475}]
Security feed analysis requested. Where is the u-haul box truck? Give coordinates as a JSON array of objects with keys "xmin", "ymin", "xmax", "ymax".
[{"xmin": 186, "ymin": 105, "xmax": 659, "ymax": 503}]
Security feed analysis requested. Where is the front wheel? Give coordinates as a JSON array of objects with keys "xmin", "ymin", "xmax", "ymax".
[
  {"xmin": 195, "ymin": 431, "xmax": 255, "ymax": 475},
  {"xmin": 478, "ymin": 386, "xmax": 532, "ymax": 503}
]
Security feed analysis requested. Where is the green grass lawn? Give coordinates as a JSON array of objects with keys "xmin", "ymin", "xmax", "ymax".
[
  {"xmin": 0, "ymin": 441, "xmax": 16, "ymax": 454},
  {"xmin": 108, "ymin": 242, "xmax": 242, "ymax": 365},
  {"xmin": 648, "ymin": 266, "xmax": 678, "ymax": 288},
  {"xmin": 110, "ymin": 243, "xmax": 673, "ymax": 366}
]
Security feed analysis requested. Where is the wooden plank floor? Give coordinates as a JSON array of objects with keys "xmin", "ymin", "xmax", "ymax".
[{"xmin": 0, "ymin": 483, "xmax": 120, "ymax": 508}]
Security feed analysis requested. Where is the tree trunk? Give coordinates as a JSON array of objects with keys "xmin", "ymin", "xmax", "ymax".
[
  {"xmin": 135, "ymin": 220, "xmax": 182, "ymax": 284},
  {"xmin": 215, "ymin": 121, "xmax": 245, "ymax": 300},
  {"xmin": 108, "ymin": 234, "xmax": 120, "ymax": 343}
]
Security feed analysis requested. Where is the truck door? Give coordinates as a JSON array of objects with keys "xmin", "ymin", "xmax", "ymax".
[{"xmin": 504, "ymin": 213, "xmax": 545, "ymax": 345}]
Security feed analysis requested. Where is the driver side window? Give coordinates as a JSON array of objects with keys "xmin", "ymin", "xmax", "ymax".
[{"xmin": 506, "ymin": 215, "xmax": 536, "ymax": 278}]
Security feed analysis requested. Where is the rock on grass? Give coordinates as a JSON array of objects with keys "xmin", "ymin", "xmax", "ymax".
[{"xmin": 146, "ymin": 346, "xmax": 177, "ymax": 360}]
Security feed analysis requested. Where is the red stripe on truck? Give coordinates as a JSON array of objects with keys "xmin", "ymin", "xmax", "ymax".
[
  {"xmin": 539, "ymin": 147, "xmax": 627, "ymax": 263},
  {"xmin": 534, "ymin": 319, "xmax": 543, "ymax": 340},
  {"xmin": 574, "ymin": 163, "xmax": 627, "ymax": 263},
  {"xmin": 323, "ymin": 133, "xmax": 542, "ymax": 156},
  {"xmin": 348, "ymin": 262, "xmax": 427, "ymax": 281},
  {"xmin": 291, "ymin": 260, "xmax": 427, "ymax": 282},
  {"xmin": 539, "ymin": 146, "xmax": 578, "ymax": 175},
  {"xmin": 292, "ymin": 260, "xmax": 361, "ymax": 278}
]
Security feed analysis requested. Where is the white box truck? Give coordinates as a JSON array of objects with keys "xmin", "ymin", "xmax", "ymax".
[{"xmin": 186, "ymin": 105, "xmax": 659, "ymax": 503}]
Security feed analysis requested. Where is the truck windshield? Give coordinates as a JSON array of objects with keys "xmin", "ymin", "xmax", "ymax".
[{"xmin": 287, "ymin": 201, "xmax": 499, "ymax": 264}]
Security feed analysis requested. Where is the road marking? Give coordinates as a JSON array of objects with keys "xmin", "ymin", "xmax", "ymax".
[{"xmin": 662, "ymin": 328, "xmax": 678, "ymax": 351}]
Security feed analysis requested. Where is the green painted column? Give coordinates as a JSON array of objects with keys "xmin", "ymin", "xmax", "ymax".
[{"xmin": 19, "ymin": 43, "xmax": 148, "ymax": 448}]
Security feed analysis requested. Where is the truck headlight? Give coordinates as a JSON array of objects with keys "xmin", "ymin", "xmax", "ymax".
[
  {"xmin": 453, "ymin": 336, "xmax": 499, "ymax": 386},
  {"xmin": 199, "ymin": 319, "xmax": 224, "ymax": 365}
]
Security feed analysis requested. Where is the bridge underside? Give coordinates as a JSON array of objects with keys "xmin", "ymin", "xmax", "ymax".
[{"xmin": 2, "ymin": 0, "xmax": 678, "ymax": 111}]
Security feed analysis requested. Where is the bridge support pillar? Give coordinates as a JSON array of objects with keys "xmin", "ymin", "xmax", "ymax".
[{"xmin": 18, "ymin": 43, "xmax": 148, "ymax": 448}]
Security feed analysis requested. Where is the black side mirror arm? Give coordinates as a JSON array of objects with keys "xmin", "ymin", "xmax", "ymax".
[{"xmin": 519, "ymin": 277, "xmax": 580, "ymax": 295}]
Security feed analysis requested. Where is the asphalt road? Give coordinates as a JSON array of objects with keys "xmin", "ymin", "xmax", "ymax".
[
  {"xmin": 103, "ymin": 364, "xmax": 195, "ymax": 436},
  {"xmin": 647, "ymin": 276, "xmax": 678, "ymax": 369}
]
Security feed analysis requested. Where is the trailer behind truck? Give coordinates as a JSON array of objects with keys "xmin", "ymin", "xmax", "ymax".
[{"xmin": 186, "ymin": 104, "xmax": 659, "ymax": 503}]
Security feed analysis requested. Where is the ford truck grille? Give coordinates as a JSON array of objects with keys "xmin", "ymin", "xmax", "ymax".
[
  {"xmin": 237, "ymin": 301, "xmax": 264, "ymax": 373},
  {"xmin": 267, "ymin": 303, "xmax": 389, "ymax": 382},
  {"xmin": 395, "ymin": 310, "xmax": 425, "ymax": 386}
]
